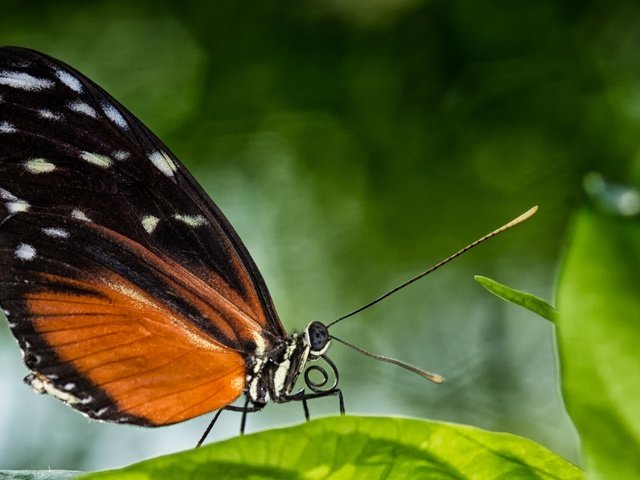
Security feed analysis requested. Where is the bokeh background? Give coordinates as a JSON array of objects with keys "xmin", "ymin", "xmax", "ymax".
[{"xmin": 1, "ymin": 0, "xmax": 638, "ymax": 471}]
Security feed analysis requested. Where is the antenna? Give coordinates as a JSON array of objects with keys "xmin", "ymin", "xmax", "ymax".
[
  {"xmin": 327, "ymin": 206, "xmax": 538, "ymax": 328},
  {"xmin": 331, "ymin": 335, "xmax": 444, "ymax": 383}
]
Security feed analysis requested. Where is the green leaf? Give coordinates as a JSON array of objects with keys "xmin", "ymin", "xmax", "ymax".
[
  {"xmin": 557, "ymin": 209, "xmax": 640, "ymax": 478},
  {"xmin": 80, "ymin": 416, "xmax": 581, "ymax": 480},
  {"xmin": 474, "ymin": 275, "xmax": 558, "ymax": 322},
  {"xmin": 0, "ymin": 472, "xmax": 81, "ymax": 480}
]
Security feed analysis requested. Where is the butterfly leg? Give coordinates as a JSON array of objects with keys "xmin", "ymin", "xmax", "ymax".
[
  {"xmin": 287, "ymin": 387, "xmax": 346, "ymax": 418},
  {"xmin": 239, "ymin": 396, "xmax": 251, "ymax": 435},
  {"xmin": 291, "ymin": 387, "xmax": 311, "ymax": 421},
  {"xmin": 196, "ymin": 409, "xmax": 224, "ymax": 448},
  {"xmin": 224, "ymin": 398, "xmax": 266, "ymax": 435},
  {"xmin": 302, "ymin": 395, "xmax": 310, "ymax": 421},
  {"xmin": 195, "ymin": 399, "xmax": 265, "ymax": 447}
]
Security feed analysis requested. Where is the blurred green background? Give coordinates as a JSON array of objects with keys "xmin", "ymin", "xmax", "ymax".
[{"xmin": 1, "ymin": 0, "xmax": 638, "ymax": 471}]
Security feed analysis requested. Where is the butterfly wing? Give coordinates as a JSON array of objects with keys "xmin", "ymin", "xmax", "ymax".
[{"xmin": 0, "ymin": 47, "xmax": 284, "ymax": 425}]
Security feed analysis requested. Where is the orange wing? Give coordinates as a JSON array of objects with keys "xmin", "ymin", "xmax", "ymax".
[
  {"xmin": 2, "ymin": 215, "xmax": 271, "ymax": 426},
  {"xmin": 25, "ymin": 271, "xmax": 246, "ymax": 426}
]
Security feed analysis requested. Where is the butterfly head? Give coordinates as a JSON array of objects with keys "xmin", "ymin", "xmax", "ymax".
[
  {"xmin": 245, "ymin": 323, "xmax": 336, "ymax": 406},
  {"xmin": 304, "ymin": 321, "xmax": 331, "ymax": 357}
]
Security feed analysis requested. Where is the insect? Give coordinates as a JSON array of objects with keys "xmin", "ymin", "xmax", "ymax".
[{"xmin": 0, "ymin": 46, "xmax": 536, "ymax": 446}]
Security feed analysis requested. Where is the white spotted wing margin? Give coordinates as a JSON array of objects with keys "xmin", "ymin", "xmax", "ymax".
[{"xmin": 0, "ymin": 47, "xmax": 286, "ymax": 423}]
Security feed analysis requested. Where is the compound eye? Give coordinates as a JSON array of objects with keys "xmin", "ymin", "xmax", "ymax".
[{"xmin": 307, "ymin": 321, "xmax": 330, "ymax": 354}]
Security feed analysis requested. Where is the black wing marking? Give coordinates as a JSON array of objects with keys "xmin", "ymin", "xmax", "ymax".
[{"xmin": 0, "ymin": 46, "xmax": 285, "ymax": 342}]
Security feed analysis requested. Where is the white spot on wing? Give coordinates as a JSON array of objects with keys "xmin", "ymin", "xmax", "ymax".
[
  {"xmin": 0, "ymin": 188, "xmax": 17, "ymax": 201},
  {"xmin": 0, "ymin": 121, "xmax": 16, "ymax": 133},
  {"xmin": 141, "ymin": 215, "xmax": 160, "ymax": 233},
  {"xmin": 80, "ymin": 151, "xmax": 113, "ymax": 168},
  {"xmin": 71, "ymin": 209, "xmax": 92, "ymax": 222},
  {"xmin": 1, "ymin": 188, "xmax": 30, "ymax": 213},
  {"xmin": 24, "ymin": 158, "xmax": 56, "ymax": 174},
  {"xmin": 0, "ymin": 70, "xmax": 54, "ymax": 91},
  {"xmin": 54, "ymin": 69, "xmax": 83, "ymax": 92},
  {"xmin": 149, "ymin": 151, "xmax": 177, "ymax": 177},
  {"xmin": 7, "ymin": 199, "xmax": 30, "ymax": 213},
  {"xmin": 15, "ymin": 243, "xmax": 36, "ymax": 261},
  {"xmin": 101, "ymin": 102, "xmax": 128, "ymax": 129},
  {"xmin": 96, "ymin": 407, "xmax": 109, "ymax": 417},
  {"xmin": 113, "ymin": 150, "xmax": 130, "ymax": 161},
  {"xmin": 173, "ymin": 214, "xmax": 207, "ymax": 227},
  {"xmin": 43, "ymin": 227, "xmax": 70, "ymax": 238},
  {"xmin": 28, "ymin": 374, "xmax": 80, "ymax": 405},
  {"xmin": 38, "ymin": 109, "xmax": 62, "ymax": 121},
  {"xmin": 68, "ymin": 101, "xmax": 97, "ymax": 117}
]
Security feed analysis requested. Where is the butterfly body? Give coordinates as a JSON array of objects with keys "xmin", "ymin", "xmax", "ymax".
[{"xmin": 0, "ymin": 46, "xmax": 340, "ymax": 429}]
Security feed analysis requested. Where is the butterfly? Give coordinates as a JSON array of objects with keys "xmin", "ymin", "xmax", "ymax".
[{"xmin": 0, "ymin": 46, "xmax": 536, "ymax": 444}]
